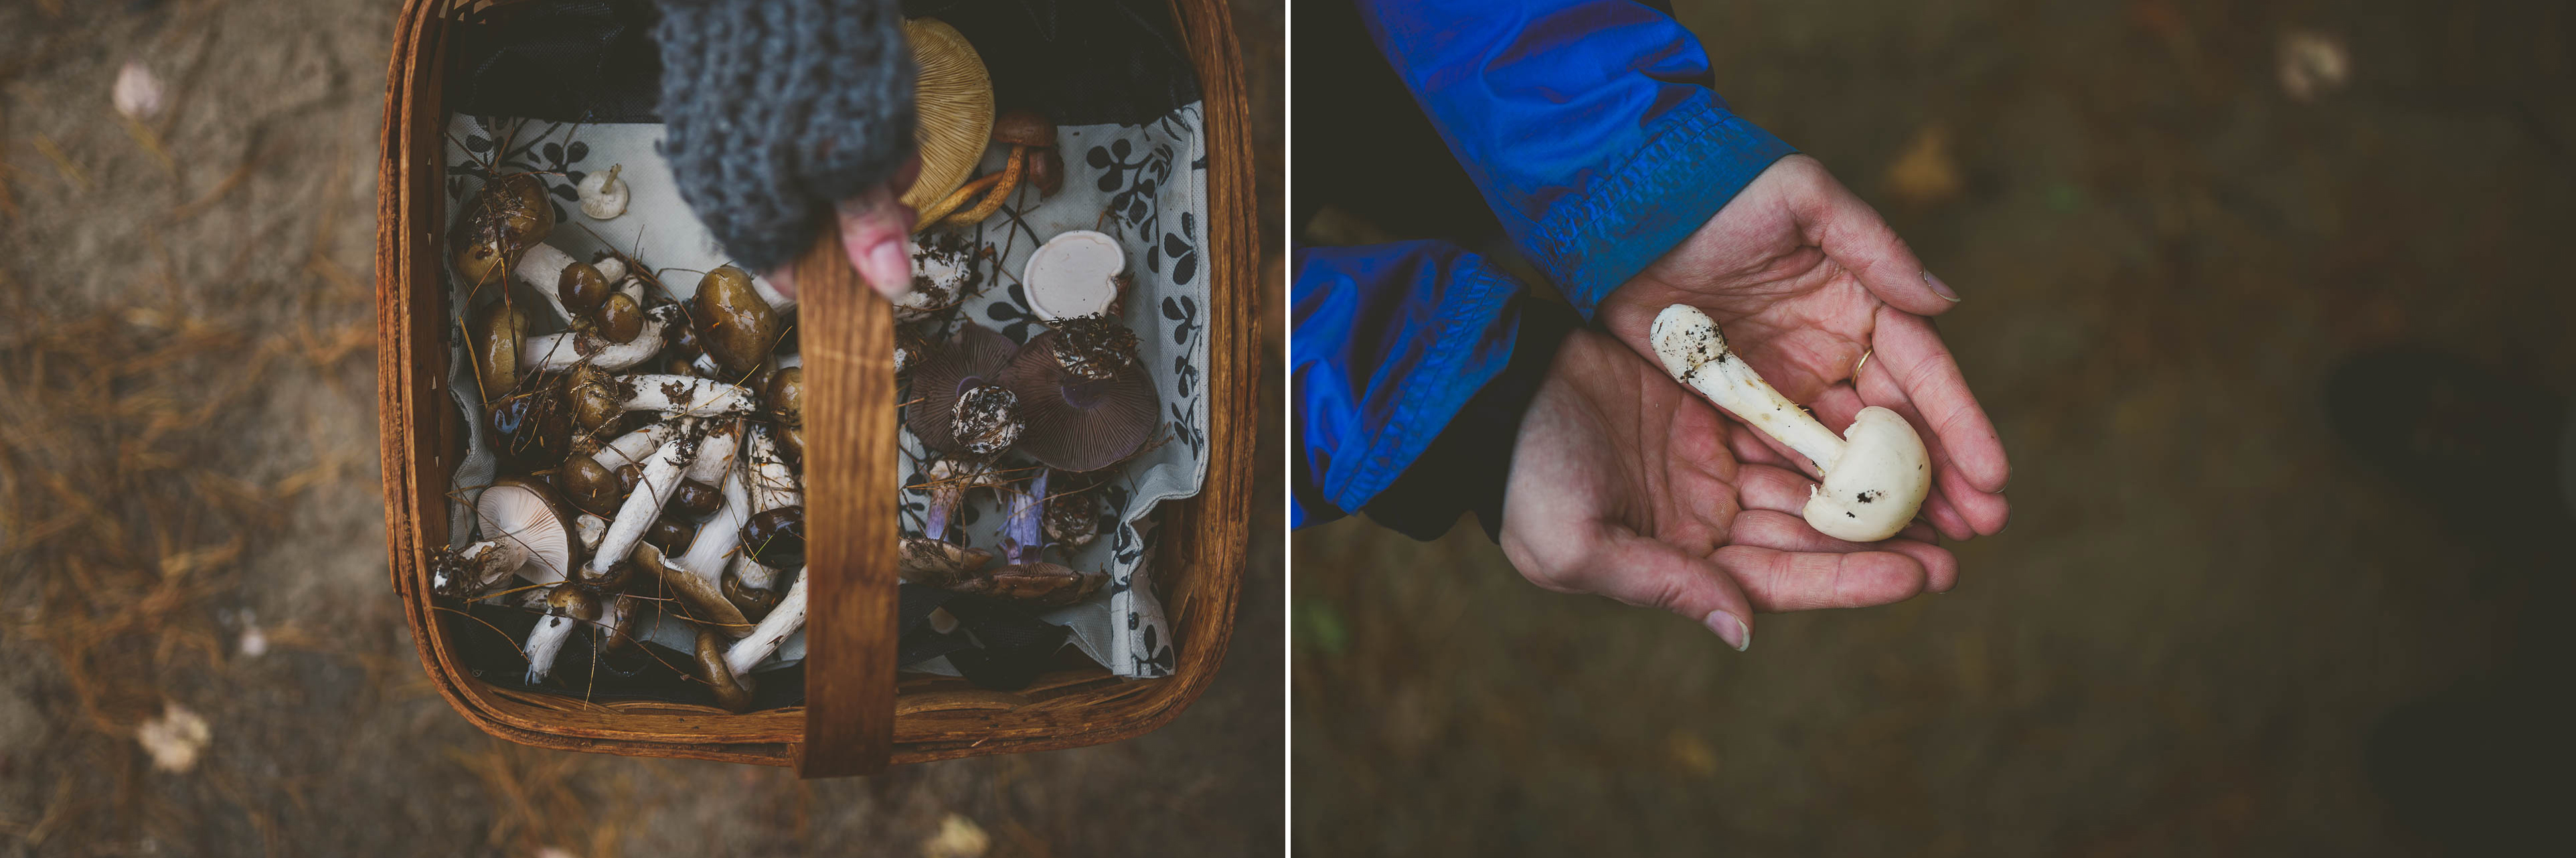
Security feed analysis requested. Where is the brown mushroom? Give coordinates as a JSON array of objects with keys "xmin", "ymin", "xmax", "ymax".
[
  {"xmin": 594, "ymin": 292, "xmax": 644, "ymax": 344},
  {"xmin": 692, "ymin": 266, "xmax": 782, "ymax": 377},
  {"xmin": 945, "ymin": 562, "xmax": 1108, "ymax": 606},
  {"xmin": 693, "ymin": 626, "xmax": 754, "ymax": 713},
  {"xmin": 667, "ymin": 479, "xmax": 722, "ymax": 519},
  {"xmin": 468, "ymin": 300, "xmax": 528, "ymax": 406},
  {"xmin": 1001, "ymin": 322, "xmax": 1159, "ymax": 472},
  {"xmin": 765, "ymin": 366, "xmax": 806, "ymax": 470},
  {"xmin": 740, "ymin": 506, "xmax": 805, "ymax": 570},
  {"xmin": 643, "ymin": 516, "xmax": 699, "ymax": 555},
  {"xmin": 450, "ymin": 173, "xmax": 554, "ymax": 288},
  {"xmin": 488, "ymin": 388, "xmax": 574, "ymax": 473},
  {"xmin": 557, "ymin": 456, "xmax": 625, "ymax": 517},
  {"xmin": 557, "ymin": 260, "xmax": 612, "ymax": 315}
]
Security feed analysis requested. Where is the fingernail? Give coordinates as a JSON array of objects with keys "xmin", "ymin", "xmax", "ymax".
[
  {"xmin": 1703, "ymin": 610, "xmax": 1751, "ymax": 651},
  {"xmin": 866, "ymin": 240, "xmax": 911, "ymax": 298},
  {"xmin": 1924, "ymin": 270, "xmax": 1961, "ymax": 302}
]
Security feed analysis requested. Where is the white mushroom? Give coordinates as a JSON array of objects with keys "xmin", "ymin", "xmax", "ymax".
[
  {"xmin": 749, "ymin": 272, "xmax": 795, "ymax": 313},
  {"xmin": 724, "ymin": 569, "xmax": 807, "ymax": 679},
  {"xmin": 432, "ymin": 478, "xmax": 576, "ymax": 596},
  {"xmin": 685, "ymin": 421, "xmax": 741, "ymax": 485},
  {"xmin": 1650, "ymin": 305, "xmax": 1930, "ymax": 542},
  {"xmin": 521, "ymin": 585, "xmax": 601, "ymax": 684},
  {"xmin": 577, "ymin": 164, "xmax": 629, "ymax": 220},
  {"xmin": 670, "ymin": 468, "xmax": 752, "ymax": 590},
  {"xmin": 1022, "ymin": 230, "xmax": 1125, "ymax": 321},
  {"xmin": 585, "ymin": 432, "xmax": 702, "ymax": 581}
]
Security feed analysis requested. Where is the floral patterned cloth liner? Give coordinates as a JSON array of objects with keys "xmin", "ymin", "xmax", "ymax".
[{"xmin": 438, "ymin": 104, "xmax": 1211, "ymax": 680}]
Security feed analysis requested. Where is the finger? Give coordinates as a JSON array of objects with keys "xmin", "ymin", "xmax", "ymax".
[
  {"xmin": 1728, "ymin": 509, "xmax": 1950, "ymax": 573},
  {"xmin": 1733, "ymin": 463, "xmax": 1822, "ymax": 514},
  {"xmin": 1786, "ymin": 157, "xmax": 1958, "ymax": 315},
  {"xmin": 835, "ymin": 183, "xmax": 916, "ymax": 301},
  {"xmin": 1918, "ymin": 489, "xmax": 1977, "ymax": 541},
  {"xmin": 1867, "ymin": 309, "xmax": 2010, "ymax": 493},
  {"xmin": 1568, "ymin": 535, "xmax": 1761, "ymax": 651},
  {"xmin": 1852, "ymin": 359, "xmax": 2008, "ymax": 539},
  {"xmin": 1712, "ymin": 544, "xmax": 1929, "ymax": 612},
  {"xmin": 1725, "ymin": 422, "xmax": 1804, "ymax": 474}
]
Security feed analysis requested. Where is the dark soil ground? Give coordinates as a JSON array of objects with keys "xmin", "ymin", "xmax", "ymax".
[
  {"xmin": 1294, "ymin": 1, "xmax": 2576, "ymax": 855},
  {"xmin": 0, "ymin": 1, "xmax": 1282, "ymax": 856}
]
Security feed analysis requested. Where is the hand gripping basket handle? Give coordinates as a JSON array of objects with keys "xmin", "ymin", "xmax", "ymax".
[{"xmin": 788, "ymin": 230, "xmax": 901, "ymax": 777}]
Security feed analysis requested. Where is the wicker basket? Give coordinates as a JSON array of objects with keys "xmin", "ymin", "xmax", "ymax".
[{"xmin": 373, "ymin": 0, "xmax": 1256, "ymax": 776}]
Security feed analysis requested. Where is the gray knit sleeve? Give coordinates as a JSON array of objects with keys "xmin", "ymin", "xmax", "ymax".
[{"xmin": 656, "ymin": 0, "xmax": 916, "ymax": 272}]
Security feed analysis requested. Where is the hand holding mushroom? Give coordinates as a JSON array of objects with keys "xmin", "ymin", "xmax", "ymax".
[
  {"xmin": 1497, "ymin": 329, "xmax": 1959, "ymax": 652},
  {"xmin": 1591, "ymin": 155, "xmax": 2009, "ymax": 541}
]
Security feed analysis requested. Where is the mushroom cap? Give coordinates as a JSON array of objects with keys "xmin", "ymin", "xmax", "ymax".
[
  {"xmin": 741, "ymin": 505, "xmax": 807, "ymax": 570},
  {"xmin": 557, "ymin": 456, "xmax": 625, "ymax": 517},
  {"xmin": 992, "ymin": 109, "xmax": 1055, "ymax": 147},
  {"xmin": 1047, "ymin": 315, "xmax": 1140, "ymax": 381},
  {"xmin": 943, "ymin": 562, "xmax": 1107, "ymax": 606},
  {"xmin": 900, "ymin": 18, "xmax": 995, "ymax": 220},
  {"xmin": 1003, "ymin": 331, "xmax": 1160, "ymax": 473},
  {"xmin": 1043, "ymin": 489, "xmax": 1099, "ymax": 547},
  {"xmin": 488, "ymin": 388, "xmax": 574, "ymax": 472},
  {"xmin": 692, "ymin": 266, "xmax": 782, "ymax": 377},
  {"xmin": 1022, "ymin": 230, "xmax": 1126, "ymax": 321},
  {"xmin": 905, "ymin": 323, "xmax": 1019, "ymax": 453},
  {"xmin": 694, "ymin": 627, "xmax": 754, "ymax": 713},
  {"xmin": 899, "ymin": 535, "xmax": 996, "ymax": 586},
  {"xmin": 1801, "ymin": 406, "xmax": 1931, "ymax": 542},
  {"xmin": 478, "ymin": 478, "xmax": 579, "ymax": 585},
  {"xmin": 902, "ymin": 232, "xmax": 984, "ymax": 317},
  {"xmin": 467, "ymin": 301, "xmax": 528, "ymax": 405}
]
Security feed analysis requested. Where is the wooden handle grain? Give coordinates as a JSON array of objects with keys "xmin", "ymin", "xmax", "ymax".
[{"xmin": 790, "ymin": 228, "xmax": 900, "ymax": 778}]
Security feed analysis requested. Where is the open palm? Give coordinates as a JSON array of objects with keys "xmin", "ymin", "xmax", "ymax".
[
  {"xmin": 1502, "ymin": 328, "xmax": 1957, "ymax": 651},
  {"xmin": 1593, "ymin": 155, "xmax": 2010, "ymax": 540}
]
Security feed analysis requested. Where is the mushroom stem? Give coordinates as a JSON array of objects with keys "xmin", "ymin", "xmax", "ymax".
[
  {"xmin": 675, "ymin": 469, "xmax": 752, "ymax": 587},
  {"xmin": 522, "ymin": 611, "xmax": 579, "ymax": 684},
  {"xmin": 587, "ymin": 432, "xmax": 701, "ymax": 579},
  {"xmin": 1003, "ymin": 469, "xmax": 1048, "ymax": 566},
  {"xmin": 511, "ymin": 243, "xmax": 579, "ymax": 322},
  {"xmin": 1649, "ymin": 305, "xmax": 1849, "ymax": 471},
  {"xmin": 724, "ymin": 569, "xmax": 807, "ymax": 679},
  {"xmin": 629, "ymin": 542, "xmax": 750, "ymax": 631},
  {"xmin": 1649, "ymin": 305, "xmax": 1931, "ymax": 541},
  {"xmin": 916, "ymin": 170, "xmax": 1004, "ymax": 228},
  {"xmin": 686, "ymin": 420, "xmax": 741, "ymax": 485},
  {"xmin": 941, "ymin": 146, "xmax": 1026, "ymax": 228},
  {"xmin": 617, "ymin": 374, "xmax": 756, "ymax": 416},
  {"xmin": 592, "ymin": 420, "xmax": 685, "ymax": 471},
  {"xmin": 744, "ymin": 425, "xmax": 801, "ymax": 513}
]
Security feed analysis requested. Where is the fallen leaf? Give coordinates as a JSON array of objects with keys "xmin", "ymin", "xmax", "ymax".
[{"xmin": 1884, "ymin": 124, "xmax": 1963, "ymax": 207}]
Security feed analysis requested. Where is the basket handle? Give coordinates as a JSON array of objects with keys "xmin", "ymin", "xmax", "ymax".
[{"xmin": 789, "ymin": 228, "xmax": 901, "ymax": 777}]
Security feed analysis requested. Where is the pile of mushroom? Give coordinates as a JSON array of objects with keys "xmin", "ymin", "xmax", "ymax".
[
  {"xmin": 439, "ymin": 17, "xmax": 1161, "ymax": 711},
  {"xmin": 440, "ymin": 164, "xmax": 823, "ymax": 711}
]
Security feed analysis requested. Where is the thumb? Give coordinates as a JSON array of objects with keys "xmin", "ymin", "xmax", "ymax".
[
  {"xmin": 1797, "ymin": 162, "xmax": 1959, "ymax": 315},
  {"xmin": 1575, "ymin": 535, "xmax": 1759, "ymax": 651}
]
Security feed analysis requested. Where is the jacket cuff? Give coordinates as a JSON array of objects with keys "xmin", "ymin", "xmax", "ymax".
[
  {"xmin": 1525, "ymin": 96, "xmax": 1795, "ymax": 319},
  {"xmin": 1362, "ymin": 298, "xmax": 1582, "ymax": 541}
]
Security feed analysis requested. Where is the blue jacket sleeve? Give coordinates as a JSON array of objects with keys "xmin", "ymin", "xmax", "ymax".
[
  {"xmin": 1355, "ymin": 0, "xmax": 1797, "ymax": 317},
  {"xmin": 1292, "ymin": 242, "xmax": 1576, "ymax": 537}
]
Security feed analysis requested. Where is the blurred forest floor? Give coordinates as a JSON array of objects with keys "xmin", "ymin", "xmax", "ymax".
[
  {"xmin": 1294, "ymin": 0, "xmax": 2575, "ymax": 855},
  {"xmin": 0, "ymin": 1, "xmax": 1282, "ymax": 856}
]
